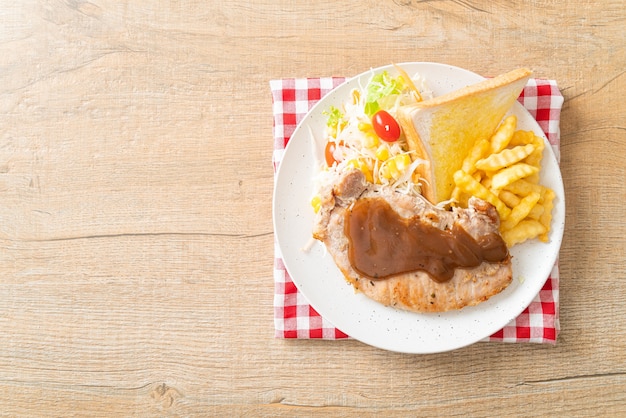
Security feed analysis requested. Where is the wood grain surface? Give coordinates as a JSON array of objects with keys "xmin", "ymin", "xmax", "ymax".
[{"xmin": 0, "ymin": 1, "xmax": 624, "ymax": 416}]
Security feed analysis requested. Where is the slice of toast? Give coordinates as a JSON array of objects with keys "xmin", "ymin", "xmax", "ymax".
[{"xmin": 396, "ymin": 68, "xmax": 532, "ymax": 204}]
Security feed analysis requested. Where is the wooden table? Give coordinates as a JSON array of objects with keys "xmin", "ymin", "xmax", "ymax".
[{"xmin": 1, "ymin": 1, "xmax": 624, "ymax": 415}]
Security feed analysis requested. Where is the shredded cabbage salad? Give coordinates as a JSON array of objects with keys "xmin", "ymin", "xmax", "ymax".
[{"xmin": 311, "ymin": 67, "xmax": 433, "ymax": 212}]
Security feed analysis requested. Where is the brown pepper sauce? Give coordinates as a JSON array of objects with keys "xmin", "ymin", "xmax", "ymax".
[{"xmin": 345, "ymin": 198, "xmax": 509, "ymax": 283}]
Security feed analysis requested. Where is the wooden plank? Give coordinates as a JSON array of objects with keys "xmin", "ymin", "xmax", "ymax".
[{"xmin": 0, "ymin": 0, "xmax": 624, "ymax": 415}]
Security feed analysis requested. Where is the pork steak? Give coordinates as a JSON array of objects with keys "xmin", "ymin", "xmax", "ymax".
[{"xmin": 312, "ymin": 169, "xmax": 513, "ymax": 313}]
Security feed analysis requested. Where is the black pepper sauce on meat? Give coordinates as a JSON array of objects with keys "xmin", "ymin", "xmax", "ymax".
[{"xmin": 345, "ymin": 198, "xmax": 509, "ymax": 283}]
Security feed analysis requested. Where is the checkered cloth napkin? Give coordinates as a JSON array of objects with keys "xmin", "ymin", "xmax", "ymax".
[{"xmin": 271, "ymin": 76, "xmax": 564, "ymax": 344}]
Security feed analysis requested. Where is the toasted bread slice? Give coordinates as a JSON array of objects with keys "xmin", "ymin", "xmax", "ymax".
[{"xmin": 397, "ymin": 68, "xmax": 532, "ymax": 204}]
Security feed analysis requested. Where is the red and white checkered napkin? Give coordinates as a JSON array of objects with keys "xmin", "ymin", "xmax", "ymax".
[{"xmin": 271, "ymin": 76, "xmax": 564, "ymax": 344}]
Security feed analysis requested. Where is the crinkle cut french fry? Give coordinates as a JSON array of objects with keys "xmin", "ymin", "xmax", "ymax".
[
  {"xmin": 498, "ymin": 190, "xmax": 521, "ymax": 208},
  {"xmin": 453, "ymin": 170, "xmax": 511, "ymax": 220},
  {"xmin": 530, "ymin": 131, "xmax": 546, "ymax": 149},
  {"xmin": 450, "ymin": 186, "xmax": 466, "ymax": 206},
  {"xmin": 490, "ymin": 115, "xmax": 517, "ymax": 153},
  {"xmin": 462, "ymin": 138, "xmax": 491, "ymax": 174},
  {"xmin": 524, "ymin": 173, "xmax": 540, "ymax": 184},
  {"xmin": 524, "ymin": 133, "xmax": 546, "ymax": 167},
  {"xmin": 504, "ymin": 178, "xmax": 545, "ymax": 196},
  {"xmin": 491, "ymin": 163, "xmax": 539, "ymax": 190},
  {"xmin": 450, "ymin": 185, "xmax": 461, "ymax": 200},
  {"xmin": 524, "ymin": 154, "xmax": 542, "ymax": 170},
  {"xmin": 451, "ymin": 187, "xmax": 470, "ymax": 208},
  {"xmin": 481, "ymin": 176, "xmax": 492, "ymax": 190},
  {"xmin": 500, "ymin": 191, "xmax": 541, "ymax": 232},
  {"xmin": 528, "ymin": 203, "xmax": 545, "ymax": 220},
  {"xmin": 475, "ymin": 143, "xmax": 535, "ymax": 171},
  {"xmin": 539, "ymin": 188, "xmax": 555, "ymax": 242},
  {"xmin": 508, "ymin": 130, "xmax": 535, "ymax": 147},
  {"xmin": 501, "ymin": 219, "xmax": 547, "ymax": 248}
]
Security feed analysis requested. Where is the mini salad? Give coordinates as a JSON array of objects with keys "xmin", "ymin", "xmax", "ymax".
[{"xmin": 311, "ymin": 66, "xmax": 433, "ymax": 213}]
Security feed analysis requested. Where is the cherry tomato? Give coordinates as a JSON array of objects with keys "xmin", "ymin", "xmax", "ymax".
[
  {"xmin": 372, "ymin": 110, "xmax": 401, "ymax": 142},
  {"xmin": 324, "ymin": 140, "xmax": 344, "ymax": 167}
]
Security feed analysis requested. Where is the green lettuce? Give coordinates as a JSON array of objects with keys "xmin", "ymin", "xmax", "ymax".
[
  {"xmin": 323, "ymin": 105, "xmax": 344, "ymax": 128},
  {"xmin": 364, "ymin": 71, "xmax": 406, "ymax": 117}
]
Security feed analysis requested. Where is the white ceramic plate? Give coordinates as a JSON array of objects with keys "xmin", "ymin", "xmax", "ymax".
[{"xmin": 272, "ymin": 62, "xmax": 565, "ymax": 354}]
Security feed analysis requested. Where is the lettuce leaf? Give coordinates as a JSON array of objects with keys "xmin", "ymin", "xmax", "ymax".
[
  {"xmin": 323, "ymin": 105, "xmax": 344, "ymax": 128},
  {"xmin": 364, "ymin": 71, "xmax": 406, "ymax": 117}
]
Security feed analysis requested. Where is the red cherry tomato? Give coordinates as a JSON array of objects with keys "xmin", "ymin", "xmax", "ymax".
[
  {"xmin": 372, "ymin": 110, "xmax": 401, "ymax": 142},
  {"xmin": 324, "ymin": 140, "xmax": 344, "ymax": 167}
]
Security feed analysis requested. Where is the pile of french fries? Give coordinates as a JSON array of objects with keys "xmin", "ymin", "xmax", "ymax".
[{"xmin": 451, "ymin": 115, "xmax": 554, "ymax": 248}]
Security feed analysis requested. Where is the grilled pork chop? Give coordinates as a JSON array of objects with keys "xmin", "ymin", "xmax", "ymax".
[{"xmin": 312, "ymin": 169, "xmax": 513, "ymax": 313}]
